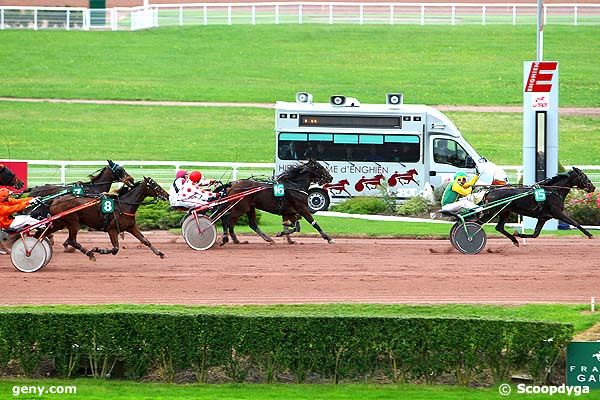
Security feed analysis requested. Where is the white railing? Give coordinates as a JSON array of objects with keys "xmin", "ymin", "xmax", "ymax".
[
  {"xmin": 0, "ymin": 3, "xmax": 599, "ymax": 31},
  {"xmin": 12, "ymin": 160, "xmax": 600, "ymax": 189}
]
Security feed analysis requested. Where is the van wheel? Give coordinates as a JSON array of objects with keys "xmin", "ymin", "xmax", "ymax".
[{"xmin": 307, "ymin": 189, "xmax": 330, "ymax": 213}]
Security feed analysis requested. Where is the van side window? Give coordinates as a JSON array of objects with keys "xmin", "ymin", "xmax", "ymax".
[
  {"xmin": 278, "ymin": 133, "xmax": 420, "ymax": 163},
  {"xmin": 433, "ymin": 139, "xmax": 469, "ymax": 167}
]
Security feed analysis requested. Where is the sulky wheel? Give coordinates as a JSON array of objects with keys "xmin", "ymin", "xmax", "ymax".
[
  {"xmin": 451, "ymin": 221, "xmax": 487, "ymax": 255},
  {"xmin": 10, "ymin": 237, "xmax": 49, "ymax": 273},
  {"xmin": 182, "ymin": 215, "xmax": 217, "ymax": 251},
  {"xmin": 41, "ymin": 238, "xmax": 53, "ymax": 268}
]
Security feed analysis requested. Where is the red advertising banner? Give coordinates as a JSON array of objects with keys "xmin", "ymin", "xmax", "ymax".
[
  {"xmin": 0, "ymin": 161, "xmax": 28, "ymax": 193},
  {"xmin": 524, "ymin": 61, "xmax": 558, "ymax": 93}
]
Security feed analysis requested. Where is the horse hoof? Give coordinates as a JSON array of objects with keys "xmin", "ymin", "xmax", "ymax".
[
  {"xmin": 89, "ymin": 255, "xmax": 96, "ymax": 262},
  {"xmin": 588, "ymin": 235, "xmax": 594, "ymax": 239},
  {"xmin": 328, "ymin": 239, "xmax": 335, "ymax": 244},
  {"xmin": 159, "ymin": 253, "xmax": 166, "ymax": 259},
  {"xmin": 64, "ymin": 247, "xmax": 76, "ymax": 253},
  {"xmin": 512, "ymin": 241, "xmax": 520, "ymax": 247}
]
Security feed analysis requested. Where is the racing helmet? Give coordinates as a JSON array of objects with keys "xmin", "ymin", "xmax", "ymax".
[
  {"xmin": 189, "ymin": 171, "xmax": 202, "ymax": 183},
  {"xmin": 175, "ymin": 170, "xmax": 187, "ymax": 179}
]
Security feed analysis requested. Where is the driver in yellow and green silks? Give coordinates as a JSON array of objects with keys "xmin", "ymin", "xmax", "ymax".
[{"xmin": 441, "ymin": 172, "xmax": 483, "ymax": 214}]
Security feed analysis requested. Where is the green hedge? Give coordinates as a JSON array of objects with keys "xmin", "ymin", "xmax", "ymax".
[
  {"xmin": 0, "ymin": 312, "xmax": 572, "ymax": 385},
  {"xmin": 135, "ymin": 200, "xmax": 259, "ymax": 230}
]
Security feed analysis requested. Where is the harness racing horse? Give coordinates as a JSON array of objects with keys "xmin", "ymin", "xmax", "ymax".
[
  {"xmin": 482, "ymin": 167, "xmax": 596, "ymax": 246},
  {"xmin": 41, "ymin": 177, "xmax": 169, "ymax": 261},
  {"xmin": 29, "ymin": 160, "xmax": 133, "ymax": 197},
  {"xmin": 0, "ymin": 164, "xmax": 25, "ymax": 189},
  {"xmin": 221, "ymin": 159, "xmax": 334, "ymax": 245}
]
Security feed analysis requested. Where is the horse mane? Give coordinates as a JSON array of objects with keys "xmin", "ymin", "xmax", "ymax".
[
  {"xmin": 116, "ymin": 180, "xmax": 140, "ymax": 196},
  {"xmin": 276, "ymin": 164, "xmax": 305, "ymax": 182},
  {"xmin": 88, "ymin": 166, "xmax": 108, "ymax": 182},
  {"xmin": 539, "ymin": 171, "xmax": 570, "ymax": 186}
]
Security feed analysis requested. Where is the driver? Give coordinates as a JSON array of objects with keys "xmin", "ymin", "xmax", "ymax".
[
  {"xmin": 173, "ymin": 170, "xmax": 220, "ymax": 209},
  {"xmin": 0, "ymin": 188, "xmax": 41, "ymax": 230},
  {"xmin": 441, "ymin": 172, "xmax": 483, "ymax": 214}
]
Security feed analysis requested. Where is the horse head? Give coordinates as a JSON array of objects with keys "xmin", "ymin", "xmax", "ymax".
[
  {"xmin": 143, "ymin": 176, "xmax": 169, "ymax": 201},
  {"xmin": 108, "ymin": 160, "xmax": 134, "ymax": 187},
  {"xmin": 0, "ymin": 164, "xmax": 24, "ymax": 189},
  {"xmin": 570, "ymin": 167, "xmax": 596, "ymax": 193},
  {"xmin": 305, "ymin": 158, "xmax": 332, "ymax": 185}
]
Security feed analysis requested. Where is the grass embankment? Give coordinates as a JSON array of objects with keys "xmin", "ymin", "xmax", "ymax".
[
  {"xmin": 0, "ymin": 25, "xmax": 598, "ymax": 106},
  {"xmin": 0, "ymin": 101, "xmax": 598, "ymax": 165}
]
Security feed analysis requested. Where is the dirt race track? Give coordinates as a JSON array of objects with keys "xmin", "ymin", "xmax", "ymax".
[{"xmin": 0, "ymin": 231, "xmax": 598, "ymax": 305}]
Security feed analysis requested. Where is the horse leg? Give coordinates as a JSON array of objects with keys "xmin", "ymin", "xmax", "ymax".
[
  {"xmin": 220, "ymin": 214, "xmax": 230, "ymax": 246},
  {"xmin": 128, "ymin": 225, "xmax": 166, "ymax": 258},
  {"xmin": 63, "ymin": 238, "xmax": 76, "ymax": 253},
  {"xmin": 552, "ymin": 211, "xmax": 594, "ymax": 238},
  {"xmin": 298, "ymin": 209, "xmax": 334, "ymax": 244},
  {"xmin": 247, "ymin": 209, "xmax": 274, "ymax": 244},
  {"xmin": 64, "ymin": 224, "xmax": 96, "ymax": 261},
  {"xmin": 91, "ymin": 229, "xmax": 120, "ymax": 255},
  {"xmin": 494, "ymin": 211, "xmax": 520, "ymax": 247},
  {"xmin": 228, "ymin": 214, "xmax": 248, "ymax": 245},
  {"xmin": 513, "ymin": 218, "xmax": 548, "ymax": 239}
]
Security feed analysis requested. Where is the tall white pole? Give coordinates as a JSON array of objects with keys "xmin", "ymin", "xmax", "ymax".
[{"xmin": 537, "ymin": 0, "xmax": 543, "ymax": 61}]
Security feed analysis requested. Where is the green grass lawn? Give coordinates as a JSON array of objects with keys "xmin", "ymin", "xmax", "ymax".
[
  {"xmin": 0, "ymin": 379, "xmax": 587, "ymax": 400},
  {"xmin": 0, "ymin": 25, "xmax": 598, "ymax": 106},
  {"xmin": 1, "ymin": 101, "xmax": 598, "ymax": 165}
]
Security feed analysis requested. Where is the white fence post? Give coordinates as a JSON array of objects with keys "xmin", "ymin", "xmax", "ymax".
[
  {"xmin": 359, "ymin": 4, "xmax": 364, "ymax": 25},
  {"xmin": 179, "ymin": 5, "xmax": 183, "ymax": 26},
  {"xmin": 298, "ymin": 4, "xmax": 302, "ymax": 24},
  {"xmin": 60, "ymin": 164, "xmax": 66, "ymax": 185},
  {"xmin": 1, "ymin": 9, "xmax": 4, "ymax": 30},
  {"xmin": 574, "ymin": 5, "xmax": 578, "ymax": 26},
  {"xmin": 420, "ymin": 5, "xmax": 425, "ymax": 25},
  {"xmin": 154, "ymin": 6, "xmax": 159, "ymax": 27},
  {"xmin": 275, "ymin": 4, "xmax": 279, "ymax": 24},
  {"xmin": 111, "ymin": 8, "xmax": 117, "ymax": 31},
  {"xmin": 227, "ymin": 5, "xmax": 231, "ymax": 25},
  {"xmin": 329, "ymin": 4, "xmax": 333, "ymax": 24},
  {"xmin": 482, "ymin": 5, "xmax": 486, "ymax": 25},
  {"xmin": 34, "ymin": 8, "xmax": 38, "ymax": 30},
  {"xmin": 390, "ymin": 5, "xmax": 394, "ymax": 25},
  {"xmin": 251, "ymin": 4, "xmax": 256, "ymax": 25},
  {"xmin": 66, "ymin": 9, "xmax": 70, "ymax": 30},
  {"xmin": 203, "ymin": 5, "xmax": 207, "ymax": 25},
  {"xmin": 512, "ymin": 5, "xmax": 516, "ymax": 26},
  {"xmin": 451, "ymin": 5, "xmax": 455, "ymax": 25},
  {"xmin": 232, "ymin": 166, "xmax": 238, "ymax": 181}
]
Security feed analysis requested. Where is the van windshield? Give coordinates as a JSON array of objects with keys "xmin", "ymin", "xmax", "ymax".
[{"xmin": 278, "ymin": 133, "xmax": 420, "ymax": 163}]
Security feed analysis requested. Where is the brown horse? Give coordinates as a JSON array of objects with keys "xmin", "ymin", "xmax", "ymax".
[
  {"xmin": 220, "ymin": 159, "xmax": 334, "ymax": 245},
  {"xmin": 0, "ymin": 164, "xmax": 25, "ymax": 189},
  {"xmin": 29, "ymin": 160, "xmax": 133, "ymax": 197},
  {"xmin": 42, "ymin": 177, "xmax": 169, "ymax": 261}
]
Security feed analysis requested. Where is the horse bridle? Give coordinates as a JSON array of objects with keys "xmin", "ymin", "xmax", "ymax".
[{"xmin": 109, "ymin": 162, "xmax": 134, "ymax": 187}]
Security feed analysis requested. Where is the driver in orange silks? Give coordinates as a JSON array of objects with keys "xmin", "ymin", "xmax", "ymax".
[{"xmin": 0, "ymin": 188, "xmax": 40, "ymax": 230}]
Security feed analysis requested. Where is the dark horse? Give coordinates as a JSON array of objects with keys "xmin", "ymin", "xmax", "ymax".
[
  {"xmin": 221, "ymin": 159, "xmax": 334, "ymax": 245},
  {"xmin": 0, "ymin": 164, "xmax": 25, "ymax": 189},
  {"xmin": 482, "ymin": 167, "xmax": 596, "ymax": 246},
  {"xmin": 42, "ymin": 177, "xmax": 169, "ymax": 261},
  {"xmin": 29, "ymin": 160, "xmax": 133, "ymax": 197}
]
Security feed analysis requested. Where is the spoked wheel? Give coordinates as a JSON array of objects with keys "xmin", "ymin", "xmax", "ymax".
[
  {"xmin": 10, "ymin": 236, "xmax": 49, "ymax": 273},
  {"xmin": 450, "ymin": 221, "xmax": 487, "ymax": 255},
  {"xmin": 182, "ymin": 215, "xmax": 217, "ymax": 251}
]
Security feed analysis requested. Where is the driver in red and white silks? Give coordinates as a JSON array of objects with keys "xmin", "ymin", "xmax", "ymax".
[
  {"xmin": 0, "ymin": 188, "xmax": 41, "ymax": 230},
  {"xmin": 172, "ymin": 170, "xmax": 219, "ymax": 209},
  {"xmin": 441, "ymin": 172, "xmax": 483, "ymax": 214}
]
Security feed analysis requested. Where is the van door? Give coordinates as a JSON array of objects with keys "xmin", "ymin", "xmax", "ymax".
[{"xmin": 429, "ymin": 136, "xmax": 477, "ymax": 188}]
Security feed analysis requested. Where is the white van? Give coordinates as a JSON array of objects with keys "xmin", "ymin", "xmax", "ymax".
[{"xmin": 275, "ymin": 93, "xmax": 507, "ymax": 212}]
